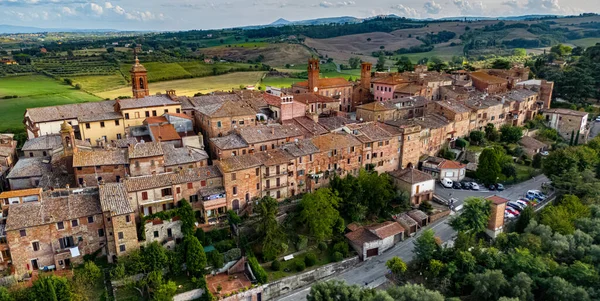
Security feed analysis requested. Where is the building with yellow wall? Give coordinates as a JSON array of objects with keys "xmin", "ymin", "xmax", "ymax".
[
  {"xmin": 116, "ymin": 96, "xmax": 182, "ymax": 128},
  {"xmin": 79, "ymin": 112, "xmax": 126, "ymax": 146}
]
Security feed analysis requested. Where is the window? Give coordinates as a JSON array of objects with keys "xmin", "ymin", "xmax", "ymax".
[
  {"xmin": 299, "ymin": 156, "xmax": 303, "ymax": 164},
  {"xmin": 217, "ymin": 121, "xmax": 222, "ymax": 128},
  {"xmin": 125, "ymin": 113, "xmax": 130, "ymax": 119},
  {"xmin": 153, "ymin": 231, "xmax": 159, "ymax": 238},
  {"xmin": 176, "ymin": 109, "xmax": 181, "ymax": 113},
  {"xmin": 187, "ymin": 183, "xmax": 193, "ymax": 189},
  {"xmin": 119, "ymin": 245, "xmax": 126, "ymax": 252},
  {"xmin": 71, "ymin": 219, "xmax": 78, "ymax": 227},
  {"xmin": 255, "ymin": 168, "xmax": 260, "ymax": 176},
  {"xmin": 100, "ymin": 121, "xmax": 105, "ymax": 128},
  {"xmin": 231, "ymin": 173, "xmax": 236, "ymax": 181},
  {"xmin": 167, "ymin": 228, "xmax": 173, "ymax": 238},
  {"xmin": 88, "ymin": 216, "xmax": 94, "ymax": 223},
  {"xmin": 161, "ymin": 188, "xmax": 172, "ymax": 197},
  {"xmin": 20, "ymin": 230, "xmax": 26, "ymax": 237},
  {"xmin": 85, "ymin": 123, "xmax": 90, "ymax": 129},
  {"xmin": 58, "ymin": 236, "xmax": 75, "ymax": 249},
  {"xmin": 32, "ymin": 241, "xmax": 40, "ymax": 251},
  {"xmin": 190, "ymin": 195, "xmax": 198, "ymax": 202},
  {"xmin": 57, "ymin": 221, "xmax": 65, "ymax": 230},
  {"xmin": 141, "ymin": 192, "xmax": 148, "ymax": 200},
  {"xmin": 29, "ymin": 152, "xmax": 33, "ymax": 157},
  {"xmin": 176, "ymin": 187, "xmax": 181, "ymax": 194},
  {"xmin": 309, "ymin": 154, "xmax": 313, "ymax": 161},
  {"xmin": 115, "ymin": 120, "xmax": 120, "ymax": 126},
  {"xmin": 145, "ymin": 111, "xmax": 150, "ymax": 117},
  {"xmin": 98, "ymin": 229, "xmax": 104, "ymax": 237},
  {"xmin": 200, "ymin": 180, "xmax": 206, "ymax": 187},
  {"xmin": 232, "ymin": 186, "xmax": 238, "ymax": 195},
  {"xmin": 126, "ymin": 215, "xmax": 131, "ymax": 223},
  {"xmin": 256, "ymin": 183, "xmax": 260, "ymax": 190},
  {"xmin": 164, "ymin": 109, "xmax": 168, "ymax": 114},
  {"xmin": 152, "ymin": 110, "xmax": 157, "ymax": 116},
  {"xmin": 118, "ymin": 232, "xmax": 124, "ymax": 240}
]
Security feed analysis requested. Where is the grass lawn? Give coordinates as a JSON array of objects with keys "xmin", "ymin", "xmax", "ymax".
[
  {"xmin": 267, "ymin": 250, "xmax": 332, "ymax": 282},
  {"xmin": 114, "ymin": 286, "xmax": 144, "ymax": 301},
  {"xmin": 71, "ymin": 73, "xmax": 129, "ymax": 93},
  {"xmin": 120, "ymin": 62, "xmax": 191, "ymax": 83},
  {"xmin": 570, "ymin": 38, "xmax": 600, "ymax": 48},
  {"xmin": 392, "ymin": 45, "xmax": 464, "ymax": 62},
  {"xmin": 96, "ymin": 71, "xmax": 266, "ymax": 99},
  {"xmin": 260, "ymin": 76, "xmax": 303, "ymax": 88},
  {"xmin": 0, "ymin": 75, "xmax": 102, "ymax": 132}
]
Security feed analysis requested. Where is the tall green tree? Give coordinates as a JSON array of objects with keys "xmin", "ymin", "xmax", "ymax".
[
  {"xmin": 254, "ymin": 196, "xmax": 286, "ymax": 260},
  {"xmin": 143, "ymin": 242, "xmax": 169, "ymax": 272},
  {"xmin": 467, "ymin": 270, "xmax": 508, "ymax": 301},
  {"xmin": 515, "ymin": 206, "xmax": 534, "ymax": 233},
  {"xmin": 31, "ymin": 275, "xmax": 73, "ymax": 301},
  {"xmin": 386, "ymin": 257, "xmax": 407, "ymax": 280},
  {"xmin": 500, "ymin": 125, "xmax": 523, "ymax": 144},
  {"xmin": 413, "ymin": 229, "xmax": 440, "ymax": 266},
  {"xmin": 307, "ymin": 280, "xmax": 373, "ymax": 301},
  {"xmin": 396, "ymin": 56, "xmax": 414, "ymax": 72},
  {"xmin": 469, "ymin": 130, "xmax": 485, "ymax": 145},
  {"xmin": 178, "ymin": 199, "xmax": 196, "ymax": 236},
  {"xmin": 485, "ymin": 123, "xmax": 500, "ymax": 142},
  {"xmin": 450, "ymin": 197, "xmax": 492, "ymax": 234},
  {"xmin": 510, "ymin": 272, "xmax": 534, "ymax": 301},
  {"xmin": 386, "ymin": 284, "xmax": 444, "ymax": 301},
  {"xmin": 477, "ymin": 148, "xmax": 502, "ymax": 185},
  {"xmin": 0, "ymin": 287, "xmax": 12, "ymax": 301},
  {"xmin": 300, "ymin": 188, "xmax": 342, "ymax": 241},
  {"xmin": 184, "ymin": 235, "xmax": 207, "ymax": 276},
  {"xmin": 376, "ymin": 52, "xmax": 386, "ymax": 72}
]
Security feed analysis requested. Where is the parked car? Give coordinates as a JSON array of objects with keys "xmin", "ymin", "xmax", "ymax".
[
  {"xmin": 526, "ymin": 190, "xmax": 546, "ymax": 200},
  {"xmin": 508, "ymin": 201, "xmax": 525, "ymax": 211},
  {"xmin": 520, "ymin": 198, "xmax": 538, "ymax": 206},
  {"xmin": 470, "ymin": 183, "xmax": 480, "ymax": 190},
  {"xmin": 488, "ymin": 184, "xmax": 496, "ymax": 191},
  {"xmin": 441, "ymin": 178, "xmax": 453, "ymax": 188},
  {"xmin": 461, "ymin": 181, "xmax": 471, "ymax": 189},
  {"xmin": 596, "ymin": 116, "xmax": 600, "ymax": 122},
  {"xmin": 496, "ymin": 183, "xmax": 505, "ymax": 191},
  {"xmin": 516, "ymin": 200, "xmax": 529, "ymax": 208},
  {"xmin": 506, "ymin": 207, "xmax": 520, "ymax": 216},
  {"xmin": 452, "ymin": 181, "xmax": 462, "ymax": 189},
  {"xmin": 505, "ymin": 211, "xmax": 515, "ymax": 219}
]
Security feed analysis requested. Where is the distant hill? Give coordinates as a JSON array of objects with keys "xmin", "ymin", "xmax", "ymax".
[
  {"xmin": 0, "ymin": 24, "xmax": 118, "ymax": 34},
  {"xmin": 240, "ymin": 16, "xmax": 361, "ymax": 29}
]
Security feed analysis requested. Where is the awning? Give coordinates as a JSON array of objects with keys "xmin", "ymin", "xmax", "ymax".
[{"xmin": 70, "ymin": 247, "xmax": 80, "ymax": 257}]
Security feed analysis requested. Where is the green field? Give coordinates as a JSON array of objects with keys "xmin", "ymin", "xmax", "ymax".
[
  {"xmin": 119, "ymin": 61, "xmax": 259, "ymax": 83},
  {"xmin": 0, "ymin": 75, "xmax": 101, "ymax": 132},
  {"xmin": 392, "ymin": 45, "xmax": 465, "ymax": 62},
  {"xmin": 96, "ymin": 71, "xmax": 266, "ymax": 99},
  {"xmin": 260, "ymin": 77, "xmax": 303, "ymax": 89},
  {"xmin": 570, "ymin": 38, "xmax": 600, "ymax": 48},
  {"xmin": 71, "ymin": 73, "xmax": 129, "ymax": 93}
]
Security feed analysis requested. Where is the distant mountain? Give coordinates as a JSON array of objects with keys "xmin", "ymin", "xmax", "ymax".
[
  {"xmin": 270, "ymin": 18, "xmax": 292, "ymax": 26},
  {"xmin": 0, "ymin": 24, "xmax": 119, "ymax": 34},
  {"xmin": 240, "ymin": 16, "xmax": 361, "ymax": 30},
  {"xmin": 437, "ymin": 15, "xmax": 560, "ymax": 21}
]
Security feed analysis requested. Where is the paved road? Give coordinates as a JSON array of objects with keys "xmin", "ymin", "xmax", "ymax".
[{"xmin": 278, "ymin": 176, "xmax": 548, "ymax": 301}]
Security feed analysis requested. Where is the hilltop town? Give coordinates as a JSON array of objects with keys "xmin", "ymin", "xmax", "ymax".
[{"xmin": 0, "ymin": 52, "xmax": 597, "ymax": 300}]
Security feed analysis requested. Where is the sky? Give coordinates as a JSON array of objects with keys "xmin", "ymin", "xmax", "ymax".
[{"xmin": 0, "ymin": 0, "xmax": 598, "ymax": 31}]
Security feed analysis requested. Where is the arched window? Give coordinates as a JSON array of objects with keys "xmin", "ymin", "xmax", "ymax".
[{"xmin": 139, "ymin": 77, "xmax": 144, "ymax": 89}]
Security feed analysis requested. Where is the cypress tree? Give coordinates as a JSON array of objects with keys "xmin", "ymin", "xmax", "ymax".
[
  {"xmin": 569, "ymin": 130, "xmax": 575, "ymax": 146},
  {"xmin": 574, "ymin": 132, "xmax": 580, "ymax": 145}
]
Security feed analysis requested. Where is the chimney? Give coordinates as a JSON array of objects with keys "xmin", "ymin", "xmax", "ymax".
[{"xmin": 271, "ymin": 127, "xmax": 274, "ymax": 135}]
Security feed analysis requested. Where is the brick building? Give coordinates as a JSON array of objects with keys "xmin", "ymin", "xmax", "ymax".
[
  {"xmin": 99, "ymin": 183, "xmax": 139, "ymax": 262},
  {"xmin": 73, "ymin": 150, "xmax": 128, "ymax": 187},
  {"xmin": 543, "ymin": 108, "xmax": 589, "ymax": 143},
  {"xmin": 128, "ymin": 142, "xmax": 165, "ymax": 176},
  {"xmin": 292, "ymin": 59, "xmax": 354, "ymax": 112},
  {"xmin": 485, "ymin": 195, "xmax": 509, "ymax": 239}
]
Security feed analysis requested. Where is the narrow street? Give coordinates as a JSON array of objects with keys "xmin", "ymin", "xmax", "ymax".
[{"xmin": 278, "ymin": 176, "xmax": 548, "ymax": 301}]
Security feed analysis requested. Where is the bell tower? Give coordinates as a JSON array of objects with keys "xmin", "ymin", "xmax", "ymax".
[
  {"xmin": 131, "ymin": 56, "xmax": 149, "ymax": 99},
  {"xmin": 307, "ymin": 58, "xmax": 320, "ymax": 93},
  {"xmin": 360, "ymin": 62, "xmax": 372, "ymax": 90},
  {"xmin": 60, "ymin": 121, "xmax": 77, "ymax": 156}
]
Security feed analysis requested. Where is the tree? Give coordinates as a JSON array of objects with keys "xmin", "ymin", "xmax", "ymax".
[
  {"xmin": 500, "ymin": 125, "xmax": 523, "ymax": 144},
  {"xmin": 419, "ymin": 201, "xmax": 434, "ymax": 214},
  {"xmin": 492, "ymin": 59, "xmax": 511, "ymax": 69},
  {"xmin": 502, "ymin": 163, "xmax": 517, "ymax": 181},
  {"xmin": 185, "ymin": 235, "xmax": 207, "ymax": 276},
  {"xmin": 450, "ymin": 197, "xmax": 492, "ymax": 234},
  {"xmin": 300, "ymin": 188, "xmax": 342, "ymax": 241},
  {"xmin": 477, "ymin": 148, "xmax": 502, "ymax": 185},
  {"xmin": 455, "ymin": 138, "xmax": 469, "ymax": 149},
  {"xmin": 227, "ymin": 210, "xmax": 241, "ymax": 225},
  {"xmin": 513, "ymin": 48, "xmax": 527, "ymax": 57},
  {"xmin": 307, "ymin": 280, "xmax": 374, "ymax": 301},
  {"xmin": 0, "ymin": 287, "xmax": 11, "ymax": 301},
  {"xmin": 550, "ymin": 44, "xmax": 572, "ymax": 57},
  {"xmin": 515, "ymin": 205, "xmax": 534, "ymax": 233},
  {"xmin": 209, "ymin": 249, "xmax": 224, "ymax": 269},
  {"xmin": 143, "ymin": 242, "xmax": 169, "ymax": 272},
  {"xmin": 510, "ymin": 272, "xmax": 534, "ymax": 301},
  {"xmin": 467, "ymin": 270, "xmax": 508, "ymax": 301},
  {"xmin": 153, "ymin": 281, "xmax": 177, "ymax": 301},
  {"xmin": 31, "ymin": 275, "xmax": 73, "ymax": 301},
  {"xmin": 540, "ymin": 195, "xmax": 590, "ymax": 235},
  {"xmin": 254, "ymin": 196, "xmax": 286, "ymax": 260},
  {"xmin": 469, "ymin": 130, "xmax": 485, "ymax": 145},
  {"xmin": 386, "ymin": 284, "xmax": 444, "ymax": 301},
  {"xmin": 386, "ymin": 257, "xmax": 407, "ymax": 280},
  {"xmin": 413, "ymin": 229, "xmax": 439, "ymax": 266},
  {"xmin": 349, "ymin": 57, "xmax": 361, "ymax": 69},
  {"xmin": 178, "ymin": 199, "xmax": 196, "ymax": 236},
  {"xmin": 540, "ymin": 276, "xmax": 590, "ymax": 301},
  {"xmin": 106, "ymin": 47, "xmax": 115, "ymax": 53},
  {"xmin": 570, "ymin": 130, "xmax": 575, "ymax": 146},
  {"xmin": 376, "ymin": 52, "xmax": 386, "ymax": 72},
  {"xmin": 532, "ymin": 153, "xmax": 543, "ymax": 169},
  {"xmin": 572, "ymin": 46, "xmax": 584, "ymax": 56},
  {"xmin": 396, "ymin": 56, "xmax": 414, "ymax": 72},
  {"xmin": 247, "ymin": 256, "xmax": 268, "ymax": 284},
  {"xmin": 485, "ymin": 123, "xmax": 500, "ymax": 142}
]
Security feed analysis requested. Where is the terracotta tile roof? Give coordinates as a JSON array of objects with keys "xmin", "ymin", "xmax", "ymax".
[
  {"xmin": 318, "ymin": 116, "xmax": 357, "ymax": 131},
  {"xmin": 99, "ymin": 183, "xmax": 133, "ymax": 216},
  {"xmin": 371, "ymin": 74, "xmax": 410, "ymax": 85},
  {"xmin": 238, "ymin": 124, "xmax": 304, "ymax": 144},
  {"xmin": 22, "ymin": 134, "xmax": 89, "ymax": 151},
  {"xmin": 281, "ymin": 140, "xmax": 320, "ymax": 157},
  {"xmin": 128, "ymin": 142, "xmax": 164, "ymax": 159},
  {"xmin": 144, "ymin": 116, "xmax": 169, "ymax": 124},
  {"xmin": 117, "ymin": 95, "xmax": 180, "ymax": 110},
  {"xmin": 293, "ymin": 78, "xmax": 352, "ymax": 89},
  {"xmin": 519, "ymin": 136, "xmax": 547, "ymax": 151},
  {"xmin": 73, "ymin": 149, "xmax": 128, "ymax": 167},
  {"xmin": 388, "ymin": 168, "xmax": 433, "ymax": 184},
  {"xmin": 149, "ymin": 124, "xmax": 181, "ymax": 142},
  {"xmin": 7, "ymin": 157, "xmax": 51, "ymax": 179},
  {"xmin": 218, "ymin": 153, "xmax": 265, "ymax": 172},
  {"xmin": 26, "ymin": 100, "xmax": 116, "ymax": 123},
  {"xmin": 414, "ymin": 114, "xmax": 451, "ymax": 129},
  {"xmin": 195, "ymin": 99, "xmax": 257, "ymax": 118},
  {"xmin": 543, "ymin": 108, "xmax": 588, "ymax": 117},
  {"xmin": 0, "ymin": 188, "xmax": 42, "ymax": 199},
  {"xmin": 263, "ymin": 149, "xmax": 295, "ymax": 166},
  {"xmin": 346, "ymin": 123, "xmax": 393, "ymax": 142},
  {"xmin": 439, "ymin": 159, "xmax": 466, "ymax": 170},
  {"xmin": 486, "ymin": 195, "xmax": 509, "ymax": 205},
  {"xmin": 112, "ymin": 137, "xmax": 139, "ymax": 148},
  {"xmin": 345, "ymin": 227, "xmax": 379, "ymax": 245},
  {"xmin": 395, "ymin": 213, "xmax": 418, "ymax": 227},
  {"xmin": 311, "ymin": 132, "xmax": 361, "ymax": 152},
  {"xmin": 78, "ymin": 112, "xmax": 123, "ymax": 123},
  {"xmin": 284, "ymin": 117, "xmax": 328, "ymax": 137},
  {"xmin": 262, "ymin": 93, "xmax": 282, "ymax": 107},
  {"xmin": 211, "ymin": 134, "xmax": 249, "ymax": 150},
  {"xmin": 435, "ymin": 100, "xmax": 471, "ymax": 114},
  {"xmin": 125, "ymin": 166, "xmax": 222, "ymax": 191},
  {"xmin": 506, "ymin": 89, "xmax": 538, "ymax": 101},
  {"xmin": 470, "ymin": 71, "xmax": 507, "ymax": 85},
  {"xmin": 5, "ymin": 192, "xmax": 102, "ymax": 231},
  {"xmin": 395, "ymin": 83, "xmax": 425, "ymax": 94},
  {"xmin": 292, "ymin": 93, "xmax": 340, "ymax": 104},
  {"xmin": 367, "ymin": 221, "xmax": 405, "ymax": 239},
  {"xmin": 162, "ymin": 144, "xmax": 208, "ymax": 167}
]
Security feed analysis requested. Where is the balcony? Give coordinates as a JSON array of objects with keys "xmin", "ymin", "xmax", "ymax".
[
  {"xmin": 264, "ymin": 183, "xmax": 285, "ymax": 191},
  {"xmin": 263, "ymin": 171, "xmax": 288, "ymax": 178},
  {"xmin": 140, "ymin": 196, "xmax": 174, "ymax": 206}
]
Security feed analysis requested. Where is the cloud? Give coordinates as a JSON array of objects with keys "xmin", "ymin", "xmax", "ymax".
[
  {"xmin": 104, "ymin": 2, "xmax": 112, "ymax": 9},
  {"xmin": 88, "ymin": 3, "xmax": 103, "ymax": 15},
  {"xmin": 524, "ymin": 0, "xmax": 561, "ymax": 12},
  {"xmin": 423, "ymin": 1, "xmax": 442, "ymax": 14},
  {"xmin": 391, "ymin": 4, "xmax": 420, "ymax": 18},
  {"xmin": 318, "ymin": 1, "xmax": 355, "ymax": 8},
  {"xmin": 452, "ymin": 0, "xmax": 486, "ymax": 15},
  {"xmin": 502, "ymin": 0, "xmax": 520, "ymax": 9},
  {"xmin": 61, "ymin": 6, "xmax": 76, "ymax": 15}
]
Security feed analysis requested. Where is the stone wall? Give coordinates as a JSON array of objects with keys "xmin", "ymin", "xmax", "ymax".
[
  {"xmin": 173, "ymin": 288, "xmax": 205, "ymax": 301},
  {"xmin": 429, "ymin": 209, "xmax": 451, "ymax": 223}
]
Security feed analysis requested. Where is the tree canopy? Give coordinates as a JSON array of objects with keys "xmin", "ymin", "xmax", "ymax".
[{"xmin": 300, "ymin": 188, "xmax": 343, "ymax": 241}]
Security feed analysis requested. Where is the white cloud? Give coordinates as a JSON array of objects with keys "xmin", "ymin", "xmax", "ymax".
[
  {"xmin": 61, "ymin": 6, "xmax": 75, "ymax": 15},
  {"xmin": 423, "ymin": 1, "xmax": 442, "ymax": 14},
  {"xmin": 318, "ymin": 1, "xmax": 355, "ymax": 8},
  {"xmin": 452, "ymin": 0, "xmax": 486, "ymax": 15},
  {"xmin": 88, "ymin": 2, "xmax": 103, "ymax": 15},
  {"xmin": 502, "ymin": 0, "xmax": 520, "ymax": 9},
  {"xmin": 525, "ymin": 0, "xmax": 561, "ymax": 12},
  {"xmin": 104, "ymin": 1, "xmax": 112, "ymax": 9},
  {"xmin": 391, "ymin": 4, "xmax": 420, "ymax": 18},
  {"xmin": 113, "ymin": 5, "xmax": 124, "ymax": 15}
]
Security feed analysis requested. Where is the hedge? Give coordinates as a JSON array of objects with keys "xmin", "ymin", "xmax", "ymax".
[{"xmin": 247, "ymin": 256, "xmax": 268, "ymax": 284}]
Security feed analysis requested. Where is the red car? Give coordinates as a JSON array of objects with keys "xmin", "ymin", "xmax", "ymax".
[{"xmin": 505, "ymin": 207, "xmax": 520, "ymax": 216}]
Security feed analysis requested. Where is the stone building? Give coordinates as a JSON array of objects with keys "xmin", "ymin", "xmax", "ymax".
[
  {"xmin": 345, "ymin": 123, "xmax": 401, "ymax": 173},
  {"xmin": 355, "ymin": 97, "xmax": 427, "ymax": 123},
  {"xmin": 543, "ymin": 108, "xmax": 589, "ymax": 143},
  {"xmin": 73, "ymin": 150, "xmax": 128, "ymax": 187},
  {"xmin": 292, "ymin": 59, "xmax": 354, "ymax": 112},
  {"xmin": 345, "ymin": 221, "xmax": 404, "ymax": 260},
  {"xmin": 193, "ymin": 96, "xmax": 258, "ymax": 139},
  {"xmin": 485, "ymin": 195, "xmax": 509, "ymax": 239},
  {"xmin": 128, "ymin": 142, "xmax": 165, "ymax": 177},
  {"xmin": 469, "ymin": 71, "xmax": 508, "ymax": 94},
  {"xmin": 99, "ymin": 183, "xmax": 139, "ymax": 262},
  {"xmin": 388, "ymin": 168, "xmax": 434, "ymax": 205}
]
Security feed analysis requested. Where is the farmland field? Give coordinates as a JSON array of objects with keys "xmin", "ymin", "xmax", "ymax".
[
  {"xmin": 96, "ymin": 71, "xmax": 266, "ymax": 99},
  {"xmin": 570, "ymin": 38, "xmax": 600, "ymax": 48},
  {"xmin": 71, "ymin": 73, "xmax": 129, "ymax": 93},
  {"xmin": 0, "ymin": 75, "xmax": 101, "ymax": 132},
  {"xmin": 118, "ymin": 61, "xmax": 259, "ymax": 83}
]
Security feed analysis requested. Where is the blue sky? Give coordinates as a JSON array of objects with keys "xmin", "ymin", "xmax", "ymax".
[{"xmin": 0, "ymin": 0, "xmax": 597, "ymax": 31}]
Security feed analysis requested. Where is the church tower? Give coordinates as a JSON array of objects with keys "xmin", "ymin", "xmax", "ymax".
[
  {"xmin": 360, "ymin": 62, "xmax": 372, "ymax": 90},
  {"xmin": 60, "ymin": 121, "xmax": 77, "ymax": 156},
  {"xmin": 307, "ymin": 58, "xmax": 320, "ymax": 93},
  {"xmin": 131, "ymin": 57, "xmax": 149, "ymax": 99}
]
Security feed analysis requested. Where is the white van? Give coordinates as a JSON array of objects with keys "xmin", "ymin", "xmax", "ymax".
[{"xmin": 441, "ymin": 178, "xmax": 453, "ymax": 188}]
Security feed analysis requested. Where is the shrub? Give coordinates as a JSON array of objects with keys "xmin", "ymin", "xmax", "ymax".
[
  {"xmin": 271, "ymin": 260, "xmax": 281, "ymax": 271},
  {"xmin": 110, "ymin": 263, "xmax": 125, "ymax": 280},
  {"xmin": 247, "ymin": 256, "xmax": 268, "ymax": 284},
  {"xmin": 296, "ymin": 235, "xmax": 308, "ymax": 251},
  {"xmin": 295, "ymin": 260, "xmax": 306, "ymax": 272},
  {"xmin": 305, "ymin": 253, "xmax": 317, "ymax": 267},
  {"xmin": 210, "ymin": 250, "xmax": 224, "ymax": 269},
  {"xmin": 214, "ymin": 239, "xmax": 235, "ymax": 252},
  {"xmin": 455, "ymin": 138, "xmax": 469, "ymax": 148},
  {"xmin": 333, "ymin": 252, "xmax": 343, "ymax": 262},
  {"xmin": 332, "ymin": 241, "xmax": 349, "ymax": 257},
  {"xmin": 532, "ymin": 153, "xmax": 543, "ymax": 168},
  {"xmin": 318, "ymin": 242, "xmax": 328, "ymax": 252},
  {"xmin": 223, "ymin": 248, "xmax": 242, "ymax": 262},
  {"xmin": 523, "ymin": 159, "xmax": 532, "ymax": 166}
]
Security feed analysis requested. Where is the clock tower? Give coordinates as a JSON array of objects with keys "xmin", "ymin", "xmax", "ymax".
[
  {"xmin": 131, "ymin": 56, "xmax": 149, "ymax": 99},
  {"xmin": 307, "ymin": 58, "xmax": 320, "ymax": 94}
]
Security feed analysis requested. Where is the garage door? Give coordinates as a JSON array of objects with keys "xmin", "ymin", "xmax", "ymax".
[{"xmin": 366, "ymin": 248, "xmax": 378, "ymax": 258}]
